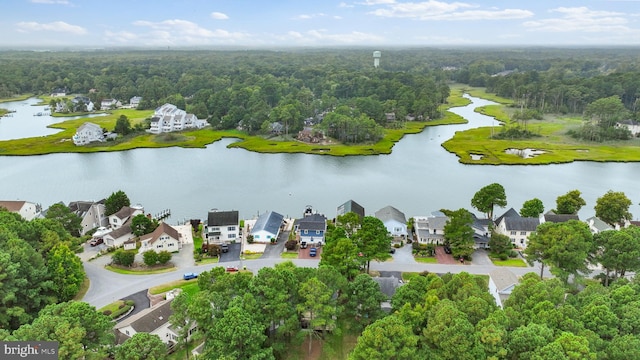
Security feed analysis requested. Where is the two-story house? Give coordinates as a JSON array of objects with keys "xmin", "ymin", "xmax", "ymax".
[
  {"xmin": 0, "ymin": 200, "xmax": 40, "ymax": 221},
  {"xmin": 139, "ymin": 222, "xmax": 181, "ymax": 253},
  {"xmin": 68, "ymin": 200, "xmax": 108, "ymax": 235},
  {"xmin": 73, "ymin": 122, "xmax": 104, "ymax": 146},
  {"xmin": 109, "ymin": 205, "xmax": 144, "ymax": 230},
  {"xmin": 296, "ymin": 211, "xmax": 327, "ymax": 246},
  {"xmin": 374, "ymin": 205, "xmax": 408, "ymax": 238},
  {"xmin": 336, "ymin": 199, "xmax": 365, "ymax": 220},
  {"xmin": 205, "ymin": 210, "xmax": 239, "ymax": 244},
  {"xmin": 414, "ymin": 213, "xmax": 448, "ymax": 245},
  {"xmin": 494, "ymin": 208, "xmax": 539, "ymax": 249}
]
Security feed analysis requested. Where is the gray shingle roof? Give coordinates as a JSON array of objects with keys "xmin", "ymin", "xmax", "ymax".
[
  {"xmin": 251, "ymin": 211, "xmax": 284, "ymax": 235},
  {"xmin": 297, "ymin": 213, "xmax": 326, "ymax": 231},
  {"xmin": 504, "ymin": 217, "xmax": 539, "ymax": 232},
  {"xmin": 115, "ymin": 300, "xmax": 173, "ymax": 335},
  {"xmin": 494, "ymin": 208, "xmax": 519, "ymax": 226},
  {"xmin": 544, "ymin": 212, "xmax": 579, "ymax": 223},
  {"xmin": 490, "ymin": 268, "xmax": 519, "ymax": 292},
  {"xmin": 207, "ymin": 210, "xmax": 239, "ymax": 226},
  {"xmin": 374, "ymin": 205, "xmax": 406, "ymax": 224}
]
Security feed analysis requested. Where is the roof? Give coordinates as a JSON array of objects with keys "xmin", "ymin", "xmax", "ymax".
[
  {"xmin": 207, "ymin": 210, "xmax": 239, "ymax": 226},
  {"xmin": 494, "ymin": 208, "xmax": 519, "ymax": 226},
  {"xmin": 297, "ymin": 213, "xmax": 327, "ymax": 232},
  {"xmin": 490, "ymin": 268, "xmax": 519, "ymax": 292},
  {"xmin": 374, "ymin": 205, "xmax": 406, "ymax": 224},
  {"xmin": 115, "ymin": 299, "xmax": 173, "ymax": 337},
  {"xmin": 586, "ymin": 216, "xmax": 614, "ymax": 232},
  {"xmin": 372, "ymin": 276, "xmax": 402, "ymax": 299},
  {"xmin": 0, "ymin": 200, "xmax": 26, "ymax": 212},
  {"xmin": 544, "ymin": 211, "xmax": 579, "ymax": 223},
  {"xmin": 141, "ymin": 222, "xmax": 180, "ymax": 244},
  {"xmin": 251, "ymin": 211, "xmax": 284, "ymax": 236},
  {"xmin": 112, "ymin": 206, "xmax": 138, "ymax": 221},
  {"xmin": 106, "ymin": 222, "xmax": 132, "ymax": 239},
  {"xmin": 77, "ymin": 122, "xmax": 102, "ymax": 132},
  {"xmin": 337, "ymin": 199, "xmax": 365, "ymax": 218},
  {"xmin": 503, "ymin": 217, "xmax": 539, "ymax": 232}
]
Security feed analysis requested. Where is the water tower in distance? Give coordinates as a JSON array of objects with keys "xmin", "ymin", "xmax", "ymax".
[{"xmin": 373, "ymin": 51, "xmax": 381, "ymax": 68}]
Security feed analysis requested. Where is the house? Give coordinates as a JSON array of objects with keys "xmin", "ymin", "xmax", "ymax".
[
  {"xmin": 102, "ymin": 222, "xmax": 135, "ymax": 248},
  {"xmin": 72, "ymin": 122, "xmax": 104, "ymax": 146},
  {"xmin": 148, "ymin": 103, "xmax": 206, "ymax": 134},
  {"xmin": 109, "ymin": 205, "xmax": 144, "ymax": 230},
  {"xmin": 337, "ymin": 199, "xmax": 365, "ymax": 220},
  {"xmin": 494, "ymin": 208, "xmax": 539, "ymax": 249},
  {"xmin": 139, "ymin": 222, "xmax": 181, "ymax": 253},
  {"xmin": 250, "ymin": 211, "xmax": 284, "ymax": 243},
  {"xmin": 616, "ymin": 119, "xmax": 640, "ymax": 136},
  {"xmin": 374, "ymin": 205, "xmax": 407, "ymax": 238},
  {"xmin": 101, "ymin": 99, "xmax": 121, "ymax": 109},
  {"xmin": 372, "ymin": 275, "xmax": 403, "ymax": 312},
  {"xmin": 68, "ymin": 200, "xmax": 108, "ymax": 235},
  {"xmin": 0, "ymin": 200, "xmax": 41, "ymax": 221},
  {"xmin": 385, "ymin": 112, "xmax": 396, "ymax": 122},
  {"xmin": 471, "ymin": 214, "xmax": 491, "ymax": 249},
  {"xmin": 114, "ymin": 299, "xmax": 196, "ymax": 348},
  {"xmin": 488, "ymin": 268, "xmax": 519, "ymax": 308},
  {"xmin": 586, "ymin": 216, "xmax": 614, "ymax": 234},
  {"xmin": 71, "ymin": 96, "xmax": 94, "ymax": 112},
  {"xmin": 414, "ymin": 213, "xmax": 448, "ymax": 245},
  {"xmin": 296, "ymin": 211, "xmax": 327, "ymax": 246},
  {"xmin": 205, "ymin": 210, "xmax": 239, "ymax": 244},
  {"xmin": 129, "ymin": 96, "xmax": 142, "ymax": 108},
  {"xmin": 540, "ymin": 211, "xmax": 579, "ymax": 224},
  {"xmin": 51, "ymin": 88, "xmax": 67, "ymax": 97}
]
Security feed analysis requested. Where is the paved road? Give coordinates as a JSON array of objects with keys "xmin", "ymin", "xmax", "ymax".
[{"xmin": 83, "ymin": 251, "xmax": 555, "ymax": 309}]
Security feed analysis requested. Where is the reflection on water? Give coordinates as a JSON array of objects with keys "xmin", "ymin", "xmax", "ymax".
[{"xmin": 1, "ymin": 95, "xmax": 640, "ymax": 223}]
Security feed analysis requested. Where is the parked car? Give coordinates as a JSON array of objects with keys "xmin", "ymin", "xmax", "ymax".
[
  {"xmin": 226, "ymin": 266, "xmax": 239, "ymax": 272},
  {"xmin": 389, "ymin": 247, "xmax": 396, "ymax": 254},
  {"xmin": 183, "ymin": 272, "xmax": 198, "ymax": 280},
  {"xmin": 300, "ymin": 241, "xmax": 308, "ymax": 249},
  {"xmin": 309, "ymin": 248, "xmax": 317, "ymax": 257},
  {"xmin": 221, "ymin": 244, "xmax": 229, "ymax": 253},
  {"xmin": 444, "ymin": 245, "xmax": 452, "ymax": 254},
  {"xmin": 89, "ymin": 238, "xmax": 103, "ymax": 246}
]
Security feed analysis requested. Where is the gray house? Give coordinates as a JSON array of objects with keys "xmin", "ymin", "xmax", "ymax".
[{"xmin": 337, "ymin": 199, "xmax": 365, "ymax": 220}]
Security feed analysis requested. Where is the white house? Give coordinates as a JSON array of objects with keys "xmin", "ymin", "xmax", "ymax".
[
  {"xmin": 205, "ymin": 210, "xmax": 239, "ymax": 244},
  {"xmin": 100, "ymin": 98, "xmax": 121, "ymax": 109},
  {"xmin": 72, "ymin": 122, "xmax": 104, "ymax": 146},
  {"xmin": 115, "ymin": 299, "xmax": 196, "ymax": 348},
  {"xmin": 139, "ymin": 222, "xmax": 181, "ymax": 253},
  {"xmin": 414, "ymin": 213, "xmax": 448, "ymax": 245},
  {"xmin": 149, "ymin": 103, "xmax": 206, "ymax": 134},
  {"xmin": 129, "ymin": 96, "xmax": 142, "ymax": 108},
  {"xmin": 68, "ymin": 200, "xmax": 108, "ymax": 235},
  {"xmin": 494, "ymin": 208, "xmax": 539, "ymax": 249},
  {"xmin": 616, "ymin": 119, "xmax": 640, "ymax": 136},
  {"xmin": 488, "ymin": 268, "xmax": 519, "ymax": 308},
  {"xmin": 374, "ymin": 205, "xmax": 408, "ymax": 237},
  {"xmin": 102, "ymin": 223, "xmax": 135, "ymax": 248},
  {"xmin": 250, "ymin": 211, "xmax": 284, "ymax": 243},
  {"xmin": 0, "ymin": 200, "xmax": 40, "ymax": 221},
  {"xmin": 109, "ymin": 205, "xmax": 144, "ymax": 230},
  {"xmin": 585, "ymin": 216, "xmax": 614, "ymax": 234},
  {"xmin": 71, "ymin": 96, "xmax": 94, "ymax": 112}
]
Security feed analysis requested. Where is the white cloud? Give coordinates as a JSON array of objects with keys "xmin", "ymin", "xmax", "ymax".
[
  {"xmin": 358, "ymin": 0, "xmax": 396, "ymax": 5},
  {"xmin": 523, "ymin": 7, "xmax": 630, "ymax": 33},
  {"xmin": 338, "ymin": 2, "xmax": 355, "ymax": 8},
  {"xmin": 210, "ymin": 12, "xmax": 229, "ymax": 20},
  {"xmin": 284, "ymin": 29, "xmax": 384, "ymax": 44},
  {"xmin": 369, "ymin": 0, "xmax": 533, "ymax": 21},
  {"xmin": 129, "ymin": 19, "xmax": 248, "ymax": 45},
  {"xmin": 16, "ymin": 21, "xmax": 86, "ymax": 34},
  {"xmin": 294, "ymin": 13, "xmax": 327, "ymax": 20},
  {"xmin": 30, "ymin": 0, "xmax": 70, "ymax": 4}
]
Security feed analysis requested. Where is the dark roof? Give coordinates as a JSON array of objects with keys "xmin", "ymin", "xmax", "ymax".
[
  {"xmin": 115, "ymin": 300, "xmax": 173, "ymax": 337},
  {"xmin": 207, "ymin": 210, "xmax": 239, "ymax": 226},
  {"xmin": 106, "ymin": 222, "xmax": 132, "ymax": 239},
  {"xmin": 372, "ymin": 276, "xmax": 402, "ymax": 299},
  {"xmin": 297, "ymin": 213, "xmax": 327, "ymax": 231},
  {"xmin": 504, "ymin": 217, "xmax": 539, "ymax": 231},
  {"xmin": 337, "ymin": 199, "xmax": 365, "ymax": 218},
  {"xmin": 494, "ymin": 208, "xmax": 519, "ymax": 226},
  {"xmin": 113, "ymin": 206, "xmax": 138, "ymax": 221},
  {"xmin": 251, "ymin": 211, "xmax": 284, "ymax": 236},
  {"xmin": 544, "ymin": 212, "xmax": 579, "ymax": 223}
]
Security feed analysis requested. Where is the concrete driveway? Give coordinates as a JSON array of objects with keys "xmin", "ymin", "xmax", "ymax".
[
  {"xmin": 391, "ymin": 245, "xmax": 416, "ymax": 264},
  {"xmin": 471, "ymin": 249, "xmax": 493, "ymax": 266}
]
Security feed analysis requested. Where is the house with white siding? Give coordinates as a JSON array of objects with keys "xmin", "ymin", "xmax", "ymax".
[
  {"xmin": 0, "ymin": 200, "xmax": 40, "ymax": 221},
  {"xmin": 148, "ymin": 103, "xmax": 206, "ymax": 134},
  {"xmin": 494, "ymin": 208, "xmax": 539, "ymax": 249},
  {"xmin": 73, "ymin": 122, "xmax": 104, "ymax": 146},
  {"xmin": 205, "ymin": 210, "xmax": 239, "ymax": 244},
  {"xmin": 375, "ymin": 205, "xmax": 408, "ymax": 237},
  {"xmin": 415, "ymin": 213, "xmax": 448, "ymax": 245},
  {"xmin": 139, "ymin": 222, "xmax": 181, "ymax": 253},
  {"xmin": 250, "ymin": 211, "xmax": 284, "ymax": 243}
]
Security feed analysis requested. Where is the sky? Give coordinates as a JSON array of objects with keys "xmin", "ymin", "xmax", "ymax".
[{"xmin": 2, "ymin": 0, "xmax": 640, "ymax": 48}]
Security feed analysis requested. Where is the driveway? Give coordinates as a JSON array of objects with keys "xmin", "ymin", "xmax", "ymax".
[
  {"xmin": 219, "ymin": 242, "xmax": 241, "ymax": 262},
  {"xmin": 471, "ymin": 248, "xmax": 493, "ymax": 266},
  {"xmin": 298, "ymin": 245, "xmax": 322, "ymax": 259},
  {"xmin": 261, "ymin": 231, "xmax": 288, "ymax": 259},
  {"xmin": 391, "ymin": 245, "xmax": 416, "ymax": 264},
  {"xmin": 117, "ymin": 289, "xmax": 150, "ymax": 322},
  {"xmin": 435, "ymin": 246, "xmax": 458, "ymax": 264}
]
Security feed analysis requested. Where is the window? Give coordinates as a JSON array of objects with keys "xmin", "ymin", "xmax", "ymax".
[
  {"xmin": 255, "ymin": 235, "xmax": 260, "ymax": 239},
  {"xmin": 304, "ymin": 230, "xmax": 308, "ymax": 234},
  {"xmin": 157, "ymin": 244, "xmax": 163, "ymax": 248},
  {"xmin": 168, "ymin": 243, "xmax": 174, "ymax": 246},
  {"xmin": 316, "ymin": 230, "xmax": 320, "ymax": 235},
  {"xmin": 228, "ymin": 226, "xmax": 236, "ymax": 231},
  {"xmin": 510, "ymin": 231, "xmax": 517, "ymax": 235},
  {"xmin": 510, "ymin": 238, "xmax": 516, "ymax": 242},
  {"xmin": 228, "ymin": 234, "xmax": 236, "ymax": 239},
  {"xmin": 520, "ymin": 231, "xmax": 527, "ymax": 235},
  {"xmin": 520, "ymin": 239, "xmax": 525, "ymax": 244}
]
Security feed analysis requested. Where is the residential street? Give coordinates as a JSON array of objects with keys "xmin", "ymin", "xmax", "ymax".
[{"xmin": 82, "ymin": 247, "xmax": 553, "ymax": 309}]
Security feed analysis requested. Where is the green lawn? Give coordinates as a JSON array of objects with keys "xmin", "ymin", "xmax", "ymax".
[
  {"xmin": 0, "ymin": 94, "xmax": 34, "ymax": 103},
  {"xmin": 243, "ymin": 252, "xmax": 263, "ymax": 260},
  {"xmin": 491, "ymin": 258, "xmax": 528, "ymax": 267},
  {"xmin": 196, "ymin": 256, "xmax": 219, "ymax": 265},
  {"xmin": 105, "ymin": 264, "xmax": 177, "ymax": 275},
  {"xmin": 281, "ymin": 252, "xmax": 299, "ymax": 259},
  {"xmin": 414, "ymin": 256, "xmax": 438, "ymax": 264},
  {"xmin": 149, "ymin": 281, "xmax": 200, "ymax": 296}
]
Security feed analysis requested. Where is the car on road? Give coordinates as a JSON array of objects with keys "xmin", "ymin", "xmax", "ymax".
[
  {"xmin": 89, "ymin": 238, "xmax": 103, "ymax": 246},
  {"xmin": 226, "ymin": 266, "xmax": 239, "ymax": 272},
  {"xmin": 309, "ymin": 248, "xmax": 317, "ymax": 257},
  {"xmin": 183, "ymin": 272, "xmax": 198, "ymax": 280},
  {"xmin": 221, "ymin": 244, "xmax": 229, "ymax": 253}
]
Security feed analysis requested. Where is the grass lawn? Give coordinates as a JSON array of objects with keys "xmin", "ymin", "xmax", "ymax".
[
  {"xmin": 105, "ymin": 264, "xmax": 177, "ymax": 275},
  {"xmin": 149, "ymin": 280, "xmax": 200, "ymax": 296},
  {"xmin": 243, "ymin": 252, "xmax": 263, "ymax": 260},
  {"xmin": 281, "ymin": 252, "xmax": 299, "ymax": 259},
  {"xmin": 73, "ymin": 277, "xmax": 91, "ymax": 301},
  {"xmin": 196, "ymin": 256, "xmax": 219, "ymax": 265},
  {"xmin": 414, "ymin": 256, "xmax": 438, "ymax": 264},
  {"xmin": 0, "ymin": 108, "xmax": 8, "ymax": 116},
  {"xmin": 491, "ymin": 258, "xmax": 528, "ymax": 267},
  {"xmin": 0, "ymin": 94, "xmax": 34, "ymax": 103}
]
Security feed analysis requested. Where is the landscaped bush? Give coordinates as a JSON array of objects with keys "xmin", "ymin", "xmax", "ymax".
[
  {"xmin": 112, "ymin": 249, "xmax": 135, "ymax": 266},
  {"xmin": 102, "ymin": 310, "xmax": 112, "ymax": 316},
  {"xmin": 499, "ymin": 253, "xmax": 508, "ymax": 261},
  {"xmin": 394, "ymin": 243, "xmax": 401, "ymax": 248},
  {"xmin": 285, "ymin": 240, "xmax": 297, "ymax": 251},
  {"xmin": 157, "ymin": 250, "xmax": 172, "ymax": 264},
  {"xmin": 509, "ymin": 250, "xmax": 518, "ymax": 258},
  {"xmin": 125, "ymin": 300, "xmax": 135, "ymax": 306},
  {"xmin": 143, "ymin": 250, "xmax": 159, "ymax": 266}
]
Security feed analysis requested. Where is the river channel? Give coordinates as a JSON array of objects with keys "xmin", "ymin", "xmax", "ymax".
[{"xmin": 1, "ymin": 95, "xmax": 639, "ymax": 222}]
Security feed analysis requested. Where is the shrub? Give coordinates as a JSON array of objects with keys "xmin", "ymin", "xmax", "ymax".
[
  {"xmin": 143, "ymin": 250, "xmax": 159, "ymax": 266},
  {"xmin": 247, "ymin": 235, "xmax": 254, "ymax": 244},
  {"xmin": 509, "ymin": 250, "xmax": 518, "ymax": 258},
  {"xmin": 394, "ymin": 243, "xmax": 401, "ymax": 248},
  {"xmin": 112, "ymin": 249, "xmax": 135, "ymax": 266},
  {"xmin": 125, "ymin": 300, "xmax": 135, "ymax": 306},
  {"xmin": 285, "ymin": 240, "xmax": 297, "ymax": 251},
  {"xmin": 157, "ymin": 250, "xmax": 172, "ymax": 264},
  {"xmin": 103, "ymin": 310, "xmax": 112, "ymax": 316},
  {"xmin": 499, "ymin": 253, "xmax": 508, "ymax": 261},
  {"xmin": 118, "ymin": 303, "xmax": 125, "ymax": 309}
]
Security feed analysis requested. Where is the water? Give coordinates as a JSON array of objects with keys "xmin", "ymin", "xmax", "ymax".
[
  {"xmin": 1, "ymin": 95, "xmax": 639, "ymax": 222},
  {"xmin": 0, "ymin": 97, "xmax": 107, "ymax": 140}
]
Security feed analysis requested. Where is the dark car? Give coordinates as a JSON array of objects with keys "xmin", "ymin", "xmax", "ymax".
[
  {"xmin": 89, "ymin": 238, "xmax": 103, "ymax": 246},
  {"xmin": 300, "ymin": 241, "xmax": 308, "ymax": 249},
  {"xmin": 309, "ymin": 247, "xmax": 317, "ymax": 257},
  {"xmin": 444, "ymin": 245, "xmax": 452, "ymax": 254},
  {"xmin": 389, "ymin": 247, "xmax": 396, "ymax": 254},
  {"xmin": 221, "ymin": 244, "xmax": 229, "ymax": 253},
  {"xmin": 183, "ymin": 272, "xmax": 198, "ymax": 280}
]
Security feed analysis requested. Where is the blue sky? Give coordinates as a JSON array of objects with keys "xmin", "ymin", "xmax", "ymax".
[{"xmin": 2, "ymin": 0, "xmax": 640, "ymax": 48}]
